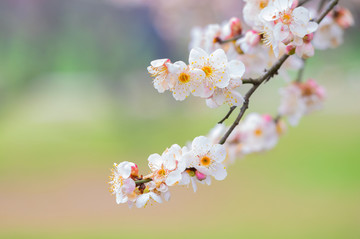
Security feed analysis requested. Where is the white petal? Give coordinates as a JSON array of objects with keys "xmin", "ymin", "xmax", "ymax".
[
  {"xmin": 306, "ymin": 21, "xmax": 318, "ymax": 34},
  {"xmin": 116, "ymin": 191, "xmax": 127, "ymax": 204},
  {"xmin": 212, "ymin": 163, "xmax": 227, "ymax": 181},
  {"xmin": 209, "ymin": 49, "xmax": 228, "ymax": 68},
  {"xmin": 191, "ymin": 178, "xmax": 198, "ymax": 192},
  {"xmin": 189, "ymin": 47, "xmax": 208, "ymax": 68},
  {"xmin": 209, "ymin": 144, "xmax": 227, "ymax": 163},
  {"xmin": 163, "ymin": 191, "xmax": 171, "ymax": 201},
  {"xmin": 149, "ymin": 192, "xmax": 163, "ymax": 203},
  {"xmin": 117, "ymin": 161, "xmax": 134, "ymax": 178},
  {"xmin": 228, "ymin": 60, "xmax": 245, "ymax": 80},
  {"xmin": 260, "ymin": 6, "xmax": 279, "ymax": 22},
  {"xmin": 212, "ymin": 69, "xmax": 230, "ymax": 88},
  {"xmin": 151, "ymin": 59, "xmax": 169, "ymax": 68},
  {"xmin": 136, "ymin": 194, "xmax": 150, "ymax": 208},
  {"xmin": 293, "ymin": 7, "xmax": 310, "ymax": 24},
  {"xmin": 192, "ymin": 136, "xmax": 212, "ymax": 156},
  {"xmin": 148, "ymin": 154, "xmax": 163, "ymax": 171},
  {"xmin": 165, "ymin": 171, "xmax": 182, "ymax": 186},
  {"xmin": 290, "ymin": 22, "xmax": 307, "ymax": 38}
]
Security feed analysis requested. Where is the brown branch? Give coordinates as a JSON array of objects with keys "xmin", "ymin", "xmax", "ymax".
[
  {"xmin": 218, "ymin": 106, "xmax": 237, "ymax": 124},
  {"xmin": 318, "ymin": 0, "xmax": 328, "ymax": 13},
  {"xmin": 315, "ymin": 0, "xmax": 338, "ymax": 23},
  {"xmin": 217, "ymin": 0, "xmax": 339, "ymax": 145},
  {"xmin": 298, "ymin": 0, "xmax": 312, "ymax": 6},
  {"xmin": 217, "ymin": 34, "xmax": 243, "ymax": 44},
  {"xmin": 296, "ymin": 59, "xmax": 307, "ymax": 82},
  {"xmin": 242, "ymin": 78, "xmax": 258, "ymax": 84}
]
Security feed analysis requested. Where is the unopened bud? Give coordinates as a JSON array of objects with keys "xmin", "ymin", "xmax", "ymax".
[
  {"xmin": 229, "ymin": 17, "xmax": 242, "ymax": 37},
  {"xmin": 131, "ymin": 164, "xmax": 139, "ymax": 177},
  {"xmin": 303, "ymin": 33, "xmax": 314, "ymax": 44},
  {"xmin": 286, "ymin": 45, "xmax": 296, "ymax": 55},
  {"xmin": 245, "ymin": 30, "xmax": 261, "ymax": 47},
  {"xmin": 333, "ymin": 7, "xmax": 354, "ymax": 29},
  {"xmin": 195, "ymin": 171, "xmax": 207, "ymax": 181}
]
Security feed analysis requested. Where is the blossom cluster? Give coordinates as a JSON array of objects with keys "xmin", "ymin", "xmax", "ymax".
[
  {"xmin": 109, "ymin": 136, "xmax": 227, "ymax": 208},
  {"xmin": 110, "ymin": 0, "xmax": 353, "ymax": 208},
  {"xmin": 148, "ymin": 48, "xmax": 246, "ymax": 108}
]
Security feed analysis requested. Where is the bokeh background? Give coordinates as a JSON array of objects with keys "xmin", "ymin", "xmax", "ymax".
[{"xmin": 0, "ymin": 0, "xmax": 359, "ymax": 238}]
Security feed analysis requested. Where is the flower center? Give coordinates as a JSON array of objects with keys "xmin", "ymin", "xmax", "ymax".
[
  {"xmin": 202, "ymin": 66, "xmax": 213, "ymax": 77},
  {"xmin": 157, "ymin": 169, "xmax": 166, "ymax": 177},
  {"xmin": 280, "ymin": 11, "xmax": 293, "ymax": 25},
  {"xmin": 254, "ymin": 128, "xmax": 263, "ymax": 137},
  {"xmin": 178, "ymin": 73, "xmax": 190, "ymax": 83},
  {"xmin": 200, "ymin": 156, "xmax": 211, "ymax": 167},
  {"xmin": 259, "ymin": 0, "xmax": 268, "ymax": 9}
]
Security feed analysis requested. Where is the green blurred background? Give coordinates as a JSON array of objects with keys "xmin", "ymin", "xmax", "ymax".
[{"xmin": 0, "ymin": 0, "xmax": 359, "ymax": 238}]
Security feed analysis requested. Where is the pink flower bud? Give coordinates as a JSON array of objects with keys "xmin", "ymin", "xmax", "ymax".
[
  {"xmin": 334, "ymin": 7, "xmax": 354, "ymax": 29},
  {"xmin": 245, "ymin": 30, "xmax": 261, "ymax": 47},
  {"xmin": 195, "ymin": 171, "xmax": 207, "ymax": 181},
  {"xmin": 263, "ymin": 114, "xmax": 273, "ymax": 123},
  {"xmin": 131, "ymin": 164, "xmax": 139, "ymax": 177},
  {"xmin": 229, "ymin": 17, "xmax": 242, "ymax": 37},
  {"xmin": 286, "ymin": 45, "xmax": 296, "ymax": 55},
  {"xmin": 303, "ymin": 33, "xmax": 314, "ymax": 44}
]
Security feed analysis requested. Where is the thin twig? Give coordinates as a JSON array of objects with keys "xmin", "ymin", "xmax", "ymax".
[
  {"xmin": 219, "ymin": 54, "xmax": 290, "ymax": 144},
  {"xmin": 242, "ymin": 78, "xmax": 258, "ymax": 84},
  {"xmin": 218, "ymin": 106, "xmax": 237, "ymax": 124},
  {"xmin": 217, "ymin": 0, "xmax": 339, "ymax": 145},
  {"xmin": 296, "ymin": 59, "xmax": 306, "ymax": 82},
  {"xmin": 318, "ymin": 0, "xmax": 328, "ymax": 13},
  {"xmin": 315, "ymin": 0, "xmax": 338, "ymax": 23},
  {"xmin": 217, "ymin": 34, "xmax": 243, "ymax": 44},
  {"xmin": 298, "ymin": 0, "xmax": 312, "ymax": 6}
]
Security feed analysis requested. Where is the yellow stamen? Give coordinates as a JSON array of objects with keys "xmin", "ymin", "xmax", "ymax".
[
  {"xmin": 202, "ymin": 66, "xmax": 213, "ymax": 77},
  {"xmin": 200, "ymin": 156, "xmax": 211, "ymax": 167},
  {"xmin": 178, "ymin": 73, "xmax": 190, "ymax": 83}
]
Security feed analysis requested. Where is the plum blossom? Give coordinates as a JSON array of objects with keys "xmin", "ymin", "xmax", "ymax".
[
  {"xmin": 109, "ymin": 161, "xmax": 137, "ymax": 205},
  {"xmin": 189, "ymin": 48, "xmax": 232, "ymax": 97},
  {"xmin": 148, "ymin": 144, "xmax": 186, "ymax": 187},
  {"xmin": 167, "ymin": 61, "xmax": 206, "ymax": 101},
  {"xmin": 183, "ymin": 136, "xmax": 227, "ymax": 181},
  {"xmin": 206, "ymin": 60, "xmax": 245, "ymax": 108},
  {"xmin": 238, "ymin": 113, "xmax": 279, "ymax": 154},
  {"xmin": 243, "ymin": 0, "xmax": 273, "ymax": 29},
  {"xmin": 260, "ymin": 0, "xmax": 318, "ymax": 56},
  {"xmin": 147, "ymin": 59, "xmax": 171, "ymax": 93},
  {"xmin": 278, "ymin": 79, "xmax": 325, "ymax": 126}
]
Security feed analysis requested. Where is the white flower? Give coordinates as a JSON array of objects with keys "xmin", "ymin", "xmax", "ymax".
[
  {"xmin": 148, "ymin": 144, "xmax": 186, "ymax": 187},
  {"xmin": 183, "ymin": 136, "xmax": 227, "ymax": 181},
  {"xmin": 236, "ymin": 30, "xmax": 262, "ymax": 54},
  {"xmin": 167, "ymin": 61, "xmax": 206, "ymax": 101},
  {"xmin": 278, "ymin": 83, "xmax": 306, "ymax": 125},
  {"xmin": 313, "ymin": 16, "xmax": 343, "ymax": 50},
  {"xmin": 189, "ymin": 24, "xmax": 222, "ymax": 53},
  {"xmin": 238, "ymin": 113, "xmax": 279, "ymax": 154},
  {"xmin": 260, "ymin": 0, "xmax": 318, "ymax": 56},
  {"xmin": 135, "ymin": 188, "xmax": 163, "ymax": 208},
  {"xmin": 189, "ymin": 48, "xmax": 231, "ymax": 97},
  {"xmin": 109, "ymin": 161, "xmax": 137, "ymax": 204},
  {"xmin": 147, "ymin": 59, "xmax": 171, "ymax": 93},
  {"xmin": 278, "ymin": 80, "xmax": 325, "ymax": 126},
  {"xmin": 179, "ymin": 169, "xmax": 212, "ymax": 193},
  {"xmin": 206, "ymin": 60, "xmax": 245, "ymax": 108},
  {"xmin": 243, "ymin": 0, "xmax": 272, "ymax": 29}
]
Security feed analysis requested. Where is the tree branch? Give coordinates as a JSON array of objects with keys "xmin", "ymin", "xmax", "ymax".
[
  {"xmin": 218, "ymin": 106, "xmax": 237, "ymax": 124},
  {"xmin": 315, "ymin": 0, "xmax": 338, "ymax": 23},
  {"xmin": 217, "ymin": 0, "xmax": 339, "ymax": 145}
]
